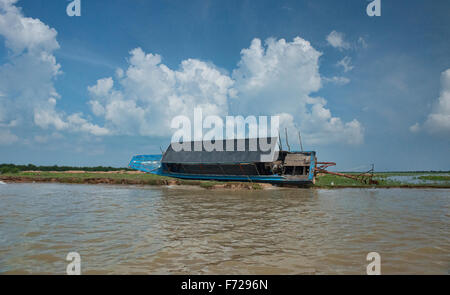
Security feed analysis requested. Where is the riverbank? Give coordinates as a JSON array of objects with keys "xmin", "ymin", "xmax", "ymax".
[
  {"xmin": 0, "ymin": 171, "xmax": 266, "ymax": 190},
  {"xmin": 314, "ymin": 173, "xmax": 450, "ymax": 188},
  {"xmin": 1, "ymin": 171, "xmax": 449, "ymax": 189}
]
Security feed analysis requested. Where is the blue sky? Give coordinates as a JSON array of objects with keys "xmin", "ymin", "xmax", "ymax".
[{"xmin": 0, "ymin": 0, "xmax": 449, "ymax": 171}]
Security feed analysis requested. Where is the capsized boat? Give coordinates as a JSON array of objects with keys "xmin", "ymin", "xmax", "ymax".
[{"xmin": 129, "ymin": 137, "xmax": 317, "ymax": 186}]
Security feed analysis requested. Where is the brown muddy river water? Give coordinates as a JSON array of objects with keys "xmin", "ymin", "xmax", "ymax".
[{"xmin": 0, "ymin": 183, "xmax": 448, "ymax": 274}]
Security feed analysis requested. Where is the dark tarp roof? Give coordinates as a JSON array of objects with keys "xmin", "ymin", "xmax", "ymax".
[{"xmin": 162, "ymin": 137, "xmax": 279, "ymax": 164}]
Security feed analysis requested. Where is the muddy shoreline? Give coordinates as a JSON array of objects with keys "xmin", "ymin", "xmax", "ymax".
[
  {"xmin": 1, "ymin": 175, "xmax": 449, "ymax": 189},
  {"xmin": 0, "ymin": 175, "xmax": 269, "ymax": 190}
]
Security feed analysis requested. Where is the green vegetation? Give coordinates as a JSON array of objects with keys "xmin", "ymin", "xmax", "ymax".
[
  {"xmin": 0, "ymin": 171, "xmax": 262, "ymax": 190},
  {"xmin": 314, "ymin": 173, "xmax": 450, "ymax": 188},
  {"xmin": 0, "ymin": 163, "xmax": 132, "ymax": 173},
  {"xmin": 342, "ymin": 171, "xmax": 450, "ymax": 175},
  {"xmin": 0, "ymin": 166, "xmax": 20, "ymax": 174},
  {"xmin": 2, "ymin": 171, "xmax": 176, "ymax": 183},
  {"xmin": 252, "ymin": 183, "xmax": 263, "ymax": 190},
  {"xmin": 417, "ymin": 175, "xmax": 450, "ymax": 181},
  {"xmin": 199, "ymin": 181, "xmax": 221, "ymax": 189},
  {"xmin": 315, "ymin": 174, "xmax": 368, "ymax": 187},
  {"xmin": 1, "ymin": 168, "xmax": 449, "ymax": 189}
]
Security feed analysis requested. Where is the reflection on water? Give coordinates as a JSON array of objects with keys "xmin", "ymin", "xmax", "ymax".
[{"xmin": 0, "ymin": 183, "xmax": 448, "ymax": 274}]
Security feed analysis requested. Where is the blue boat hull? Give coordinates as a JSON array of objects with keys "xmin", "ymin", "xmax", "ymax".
[{"xmin": 155, "ymin": 169, "xmax": 313, "ymax": 186}]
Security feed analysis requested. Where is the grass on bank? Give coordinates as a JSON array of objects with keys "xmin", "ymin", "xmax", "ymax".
[
  {"xmin": 0, "ymin": 171, "xmax": 263, "ymax": 189},
  {"xmin": 0, "ymin": 163, "xmax": 132, "ymax": 173},
  {"xmin": 2, "ymin": 171, "xmax": 194, "ymax": 185},
  {"xmin": 417, "ymin": 175, "xmax": 450, "ymax": 181},
  {"xmin": 314, "ymin": 173, "xmax": 450, "ymax": 188},
  {"xmin": 1, "ymin": 171, "xmax": 449, "ymax": 188}
]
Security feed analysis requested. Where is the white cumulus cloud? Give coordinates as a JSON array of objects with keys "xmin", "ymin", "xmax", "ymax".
[
  {"xmin": 232, "ymin": 37, "xmax": 363, "ymax": 145},
  {"xmin": 326, "ymin": 30, "xmax": 350, "ymax": 50},
  {"xmin": 0, "ymin": 0, "xmax": 108, "ymax": 140},
  {"xmin": 1, "ymin": 0, "xmax": 363, "ymax": 146},
  {"xmin": 411, "ymin": 69, "xmax": 450, "ymax": 135},
  {"xmin": 0, "ymin": 0, "xmax": 59, "ymax": 54},
  {"xmin": 88, "ymin": 48, "xmax": 235, "ymax": 136},
  {"xmin": 89, "ymin": 37, "xmax": 363, "ymax": 145}
]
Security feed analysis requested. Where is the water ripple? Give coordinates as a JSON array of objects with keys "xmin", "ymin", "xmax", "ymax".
[{"xmin": 0, "ymin": 184, "xmax": 448, "ymax": 274}]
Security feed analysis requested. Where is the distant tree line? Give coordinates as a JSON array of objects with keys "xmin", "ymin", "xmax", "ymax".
[{"xmin": 0, "ymin": 163, "xmax": 132, "ymax": 174}]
